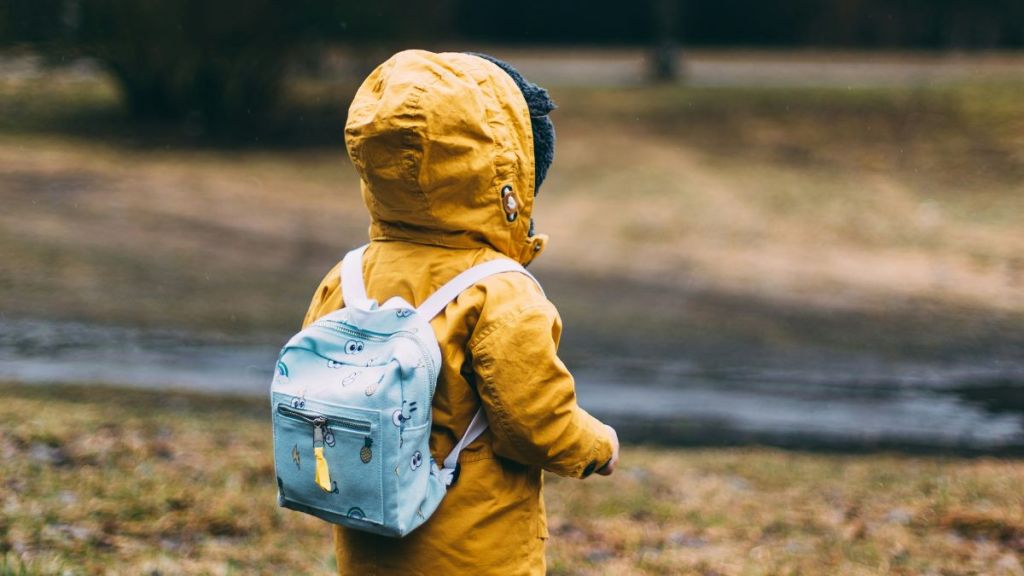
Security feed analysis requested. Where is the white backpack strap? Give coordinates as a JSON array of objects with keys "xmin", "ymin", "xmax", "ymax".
[
  {"xmin": 422, "ymin": 258, "xmax": 542, "ymax": 486},
  {"xmin": 439, "ymin": 406, "xmax": 488, "ymax": 487},
  {"xmin": 416, "ymin": 258, "xmax": 542, "ymax": 320},
  {"xmin": 340, "ymin": 244, "xmax": 371, "ymax": 309}
]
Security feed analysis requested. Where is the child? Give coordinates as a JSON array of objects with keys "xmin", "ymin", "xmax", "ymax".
[{"xmin": 302, "ymin": 49, "xmax": 619, "ymax": 575}]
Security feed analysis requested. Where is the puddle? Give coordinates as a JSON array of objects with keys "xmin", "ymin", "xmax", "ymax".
[
  {"xmin": 2, "ymin": 319, "xmax": 1022, "ymax": 452},
  {"xmin": 0, "ymin": 320, "xmax": 277, "ymax": 395}
]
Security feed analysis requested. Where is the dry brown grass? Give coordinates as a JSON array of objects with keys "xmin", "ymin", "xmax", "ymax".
[
  {"xmin": 2, "ymin": 75, "xmax": 1022, "ymax": 339},
  {"xmin": 542, "ymin": 84, "xmax": 1024, "ymax": 314},
  {"xmin": 545, "ymin": 449, "xmax": 1024, "ymax": 575},
  {"xmin": 3, "ymin": 383, "xmax": 1024, "ymax": 575}
]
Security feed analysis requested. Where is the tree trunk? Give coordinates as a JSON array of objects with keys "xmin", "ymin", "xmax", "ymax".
[{"xmin": 650, "ymin": 0, "xmax": 681, "ymax": 83}]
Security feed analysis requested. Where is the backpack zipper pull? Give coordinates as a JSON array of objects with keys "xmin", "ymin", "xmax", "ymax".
[{"xmin": 312, "ymin": 417, "xmax": 333, "ymax": 492}]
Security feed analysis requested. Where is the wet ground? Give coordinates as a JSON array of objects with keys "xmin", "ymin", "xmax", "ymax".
[{"xmin": 3, "ymin": 318, "xmax": 1022, "ymax": 453}]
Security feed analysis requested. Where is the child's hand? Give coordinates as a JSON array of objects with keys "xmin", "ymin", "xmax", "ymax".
[{"xmin": 596, "ymin": 425, "xmax": 619, "ymax": 476}]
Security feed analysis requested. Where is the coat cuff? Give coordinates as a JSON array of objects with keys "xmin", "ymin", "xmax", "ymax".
[{"xmin": 576, "ymin": 413, "xmax": 614, "ymax": 479}]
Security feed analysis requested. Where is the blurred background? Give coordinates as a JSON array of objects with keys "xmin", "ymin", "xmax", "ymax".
[{"xmin": 1, "ymin": 1, "xmax": 1023, "ymax": 574}]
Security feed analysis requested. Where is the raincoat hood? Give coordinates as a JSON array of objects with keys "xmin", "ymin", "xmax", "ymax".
[{"xmin": 345, "ymin": 50, "xmax": 548, "ymax": 265}]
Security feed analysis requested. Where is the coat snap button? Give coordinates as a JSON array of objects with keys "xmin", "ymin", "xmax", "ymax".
[{"xmin": 501, "ymin": 185, "xmax": 518, "ymax": 222}]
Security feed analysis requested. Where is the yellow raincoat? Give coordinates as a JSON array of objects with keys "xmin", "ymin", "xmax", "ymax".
[{"xmin": 302, "ymin": 50, "xmax": 615, "ymax": 575}]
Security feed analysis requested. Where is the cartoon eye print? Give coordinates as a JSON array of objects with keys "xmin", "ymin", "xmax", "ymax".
[
  {"xmin": 347, "ymin": 507, "xmax": 366, "ymax": 520},
  {"xmin": 341, "ymin": 371, "xmax": 361, "ymax": 387},
  {"xmin": 327, "ymin": 359, "xmax": 344, "ymax": 369},
  {"xmin": 291, "ymin": 395, "xmax": 306, "ymax": 409},
  {"xmin": 391, "ymin": 401, "xmax": 418, "ymax": 427},
  {"xmin": 395, "ymin": 308, "xmax": 413, "ymax": 318},
  {"xmin": 410, "ymin": 451, "xmax": 423, "ymax": 471},
  {"xmin": 323, "ymin": 429, "xmax": 335, "ymax": 448},
  {"xmin": 344, "ymin": 340, "xmax": 365, "ymax": 355}
]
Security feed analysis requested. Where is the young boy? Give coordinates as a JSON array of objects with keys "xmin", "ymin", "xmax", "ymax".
[{"xmin": 302, "ymin": 49, "xmax": 619, "ymax": 575}]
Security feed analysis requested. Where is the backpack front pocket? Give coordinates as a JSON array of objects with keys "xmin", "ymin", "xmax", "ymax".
[{"xmin": 274, "ymin": 401, "xmax": 383, "ymax": 526}]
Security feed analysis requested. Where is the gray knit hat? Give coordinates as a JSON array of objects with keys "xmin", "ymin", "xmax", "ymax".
[{"xmin": 467, "ymin": 52, "xmax": 556, "ymax": 197}]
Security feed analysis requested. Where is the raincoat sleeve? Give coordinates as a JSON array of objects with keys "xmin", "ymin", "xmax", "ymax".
[{"xmin": 470, "ymin": 297, "xmax": 615, "ymax": 479}]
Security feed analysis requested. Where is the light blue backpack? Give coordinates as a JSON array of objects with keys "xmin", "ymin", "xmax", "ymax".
[{"xmin": 271, "ymin": 244, "xmax": 540, "ymax": 537}]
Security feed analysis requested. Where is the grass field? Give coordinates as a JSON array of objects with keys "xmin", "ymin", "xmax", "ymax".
[
  {"xmin": 2, "ymin": 382, "xmax": 1023, "ymax": 575},
  {"xmin": 2, "ymin": 58, "xmax": 1023, "ymax": 574}
]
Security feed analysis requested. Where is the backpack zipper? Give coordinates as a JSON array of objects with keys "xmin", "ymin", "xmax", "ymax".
[
  {"xmin": 277, "ymin": 403, "xmax": 372, "ymax": 434},
  {"xmin": 308, "ymin": 321, "xmax": 438, "ymax": 397},
  {"xmin": 311, "ymin": 320, "xmax": 391, "ymax": 341}
]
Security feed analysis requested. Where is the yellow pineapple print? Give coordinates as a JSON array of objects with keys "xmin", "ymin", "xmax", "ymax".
[{"xmin": 359, "ymin": 437, "xmax": 373, "ymax": 463}]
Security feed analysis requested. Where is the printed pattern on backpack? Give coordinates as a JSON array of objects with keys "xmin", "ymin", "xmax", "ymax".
[{"xmin": 270, "ymin": 244, "xmax": 541, "ymax": 537}]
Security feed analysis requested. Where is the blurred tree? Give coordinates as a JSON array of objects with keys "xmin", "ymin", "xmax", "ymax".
[
  {"xmin": 0, "ymin": 0, "xmax": 66, "ymax": 44},
  {"xmin": 650, "ymin": 0, "xmax": 681, "ymax": 82},
  {"xmin": 0, "ymin": 0, "xmax": 464, "ymax": 135},
  {"xmin": 3, "ymin": 0, "xmax": 1023, "ymax": 137},
  {"xmin": 72, "ymin": 0, "xmax": 326, "ymax": 134}
]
